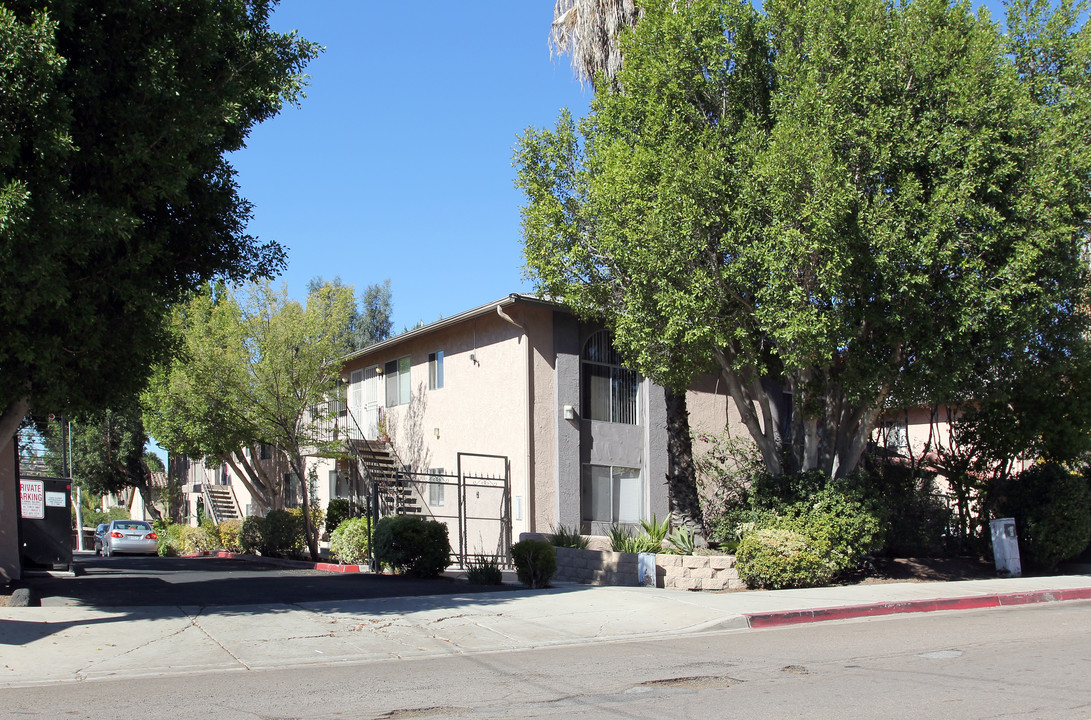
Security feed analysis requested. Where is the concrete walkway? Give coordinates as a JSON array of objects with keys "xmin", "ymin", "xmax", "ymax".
[{"xmin": 1, "ymin": 572, "xmax": 1089, "ymax": 688}]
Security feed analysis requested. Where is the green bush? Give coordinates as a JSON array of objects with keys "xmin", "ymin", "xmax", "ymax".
[
  {"xmin": 997, "ymin": 463, "xmax": 1091, "ymax": 569},
  {"xmin": 326, "ymin": 498, "xmax": 360, "ymax": 537},
  {"xmin": 153, "ymin": 519, "xmax": 178, "ymax": 556},
  {"xmin": 511, "ymin": 539, "xmax": 557, "ymax": 588},
  {"xmin": 218, "ymin": 519, "xmax": 243, "ymax": 553},
  {"xmin": 178, "ymin": 523, "xmax": 221, "ymax": 555},
  {"xmin": 667, "ymin": 526, "xmax": 697, "ymax": 555},
  {"xmin": 464, "ymin": 557, "xmax": 504, "ymax": 585},
  {"xmin": 857, "ymin": 458, "xmax": 953, "ymax": 557},
  {"xmin": 736, "ymin": 527, "xmax": 834, "ymax": 589},
  {"xmin": 549, "ymin": 524, "xmax": 590, "ymax": 549},
  {"xmin": 372, "ymin": 515, "xmax": 451, "ymax": 577},
  {"xmin": 264, "ymin": 509, "xmax": 305, "ymax": 557},
  {"xmin": 786, "ymin": 488, "xmax": 884, "ymax": 572},
  {"xmin": 328, "ymin": 517, "xmax": 371, "ymax": 565},
  {"xmin": 239, "ymin": 516, "xmax": 266, "ymax": 555}
]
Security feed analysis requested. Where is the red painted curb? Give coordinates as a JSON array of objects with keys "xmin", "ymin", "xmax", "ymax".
[{"xmin": 744, "ymin": 587, "xmax": 1091, "ymax": 628}]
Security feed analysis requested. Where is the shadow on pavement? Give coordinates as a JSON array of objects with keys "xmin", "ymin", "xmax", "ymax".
[{"xmin": 13, "ymin": 555, "xmax": 581, "ymax": 616}]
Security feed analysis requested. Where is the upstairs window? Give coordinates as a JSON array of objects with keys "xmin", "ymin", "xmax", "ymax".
[
  {"xmin": 384, "ymin": 356, "xmax": 411, "ymax": 407},
  {"xmin": 582, "ymin": 331, "xmax": 640, "ymax": 424},
  {"xmin": 428, "ymin": 351, "xmax": 444, "ymax": 390}
]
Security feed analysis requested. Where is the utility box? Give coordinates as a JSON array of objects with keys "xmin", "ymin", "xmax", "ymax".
[
  {"xmin": 18, "ymin": 476, "xmax": 72, "ymax": 572},
  {"xmin": 990, "ymin": 517, "xmax": 1021, "ymax": 578}
]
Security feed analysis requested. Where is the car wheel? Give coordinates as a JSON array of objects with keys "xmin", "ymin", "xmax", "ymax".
[
  {"xmin": 103, "ymin": 543, "xmax": 111, "ymax": 558},
  {"xmin": 95, "ymin": 545, "xmax": 101, "ymax": 556}
]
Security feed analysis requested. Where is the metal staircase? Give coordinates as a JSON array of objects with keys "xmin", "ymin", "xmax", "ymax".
[
  {"xmin": 203, "ymin": 485, "xmax": 240, "ymax": 523},
  {"xmin": 345, "ymin": 437, "xmax": 422, "ymax": 517}
]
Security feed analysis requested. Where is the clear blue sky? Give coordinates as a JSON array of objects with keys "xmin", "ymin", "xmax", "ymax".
[
  {"xmin": 229, "ymin": 2, "xmax": 591, "ymax": 332},
  {"xmin": 233, "ymin": 1, "xmax": 1022, "ymax": 333}
]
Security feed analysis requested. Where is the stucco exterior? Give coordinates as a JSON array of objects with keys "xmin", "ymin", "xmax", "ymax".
[{"xmin": 172, "ymin": 294, "xmax": 754, "ymax": 550}]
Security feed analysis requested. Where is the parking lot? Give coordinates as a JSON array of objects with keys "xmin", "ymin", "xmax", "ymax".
[{"xmin": 22, "ymin": 553, "xmax": 513, "ymax": 608}]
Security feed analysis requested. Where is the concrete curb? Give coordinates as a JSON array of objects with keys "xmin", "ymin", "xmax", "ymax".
[{"xmin": 743, "ymin": 586, "xmax": 1091, "ymax": 628}]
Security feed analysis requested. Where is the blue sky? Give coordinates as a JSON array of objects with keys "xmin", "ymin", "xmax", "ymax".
[{"xmin": 229, "ymin": 2, "xmax": 591, "ymax": 332}]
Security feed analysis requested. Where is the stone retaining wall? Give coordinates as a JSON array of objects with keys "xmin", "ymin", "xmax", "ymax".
[
  {"xmin": 553, "ymin": 545, "xmax": 639, "ymax": 585},
  {"xmin": 520, "ymin": 533, "xmax": 744, "ymax": 590}
]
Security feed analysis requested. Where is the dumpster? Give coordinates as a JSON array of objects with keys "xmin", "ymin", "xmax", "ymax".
[
  {"xmin": 18, "ymin": 476, "xmax": 73, "ymax": 571},
  {"xmin": 990, "ymin": 517, "xmax": 1021, "ymax": 578}
]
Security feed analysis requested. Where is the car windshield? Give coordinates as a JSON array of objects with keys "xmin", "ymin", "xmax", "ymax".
[{"xmin": 114, "ymin": 521, "xmax": 151, "ymax": 531}]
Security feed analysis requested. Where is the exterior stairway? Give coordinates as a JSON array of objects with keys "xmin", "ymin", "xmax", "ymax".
[
  {"xmin": 204, "ymin": 485, "xmax": 240, "ymax": 523},
  {"xmin": 348, "ymin": 438, "xmax": 421, "ymax": 516}
]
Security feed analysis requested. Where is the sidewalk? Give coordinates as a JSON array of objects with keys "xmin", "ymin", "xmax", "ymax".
[{"xmin": 1, "ymin": 572, "xmax": 1089, "ymax": 688}]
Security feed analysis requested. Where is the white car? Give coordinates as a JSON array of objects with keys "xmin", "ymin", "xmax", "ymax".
[{"xmin": 102, "ymin": 520, "xmax": 159, "ymax": 557}]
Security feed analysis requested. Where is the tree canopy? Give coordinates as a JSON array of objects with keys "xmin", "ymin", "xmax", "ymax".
[
  {"xmin": 143, "ymin": 280, "xmax": 355, "ymax": 559},
  {"xmin": 516, "ymin": 0, "xmax": 1091, "ymax": 479},
  {"xmin": 0, "ymin": 0, "xmax": 319, "ymax": 443}
]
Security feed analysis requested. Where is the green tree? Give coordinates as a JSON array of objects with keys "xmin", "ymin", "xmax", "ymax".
[
  {"xmin": 517, "ymin": 0, "xmax": 1091, "ymax": 480},
  {"xmin": 307, "ymin": 276, "xmax": 394, "ymax": 351},
  {"xmin": 42, "ymin": 399, "xmax": 164, "ymax": 521},
  {"xmin": 144, "ymin": 280, "xmax": 355, "ymax": 560},
  {"xmin": 548, "ymin": 0, "xmax": 703, "ymax": 534},
  {"xmin": 0, "ymin": 1, "xmax": 319, "ymax": 445}
]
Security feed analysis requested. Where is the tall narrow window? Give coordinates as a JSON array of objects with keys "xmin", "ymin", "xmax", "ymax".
[
  {"xmin": 384, "ymin": 356, "xmax": 411, "ymax": 406},
  {"xmin": 428, "ymin": 351, "xmax": 444, "ymax": 390},
  {"xmin": 582, "ymin": 331, "xmax": 640, "ymax": 424}
]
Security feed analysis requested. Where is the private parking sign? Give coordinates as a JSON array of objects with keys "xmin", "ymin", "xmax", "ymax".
[{"xmin": 20, "ymin": 479, "xmax": 45, "ymax": 519}]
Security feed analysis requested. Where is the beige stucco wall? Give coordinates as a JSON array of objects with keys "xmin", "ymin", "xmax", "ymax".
[{"xmin": 342, "ymin": 302, "xmax": 556, "ymax": 538}]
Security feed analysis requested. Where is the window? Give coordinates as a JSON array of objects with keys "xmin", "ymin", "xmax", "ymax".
[
  {"xmin": 330, "ymin": 470, "xmax": 352, "ymax": 499},
  {"xmin": 428, "ymin": 468, "xmax": 445, "ymax": 507},
  {"xmin": 582, "ymin": 331, "xmax": 640, "ymax": 424},
  {"xmin": 882, "ymin": 418, "xmax": 909, "ymax": 451},
  {"xmin": 428, "ymin": 351, "xmax": 444, "ymax": 390},
  {"xmin": 259, "ymin": 443, "xmax": 272, "ymax": 460},
  {"xmin": 284, "ymin": 472, "xmax": 299, "ymax": 508},
  {"xmin": 581, "ymin": 464, "xmax": 642, "ymax": 524},
  {"xmin": 384, "ymin": 356, "xmax": 411, "ymax": 406}
]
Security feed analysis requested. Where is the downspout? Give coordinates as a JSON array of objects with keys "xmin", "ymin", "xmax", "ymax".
[{"xmin": 497, "ymin": 304, "xmax": 535, "ymax": 533}]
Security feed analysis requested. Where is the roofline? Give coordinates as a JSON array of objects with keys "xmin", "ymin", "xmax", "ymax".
[{"xmin": 340, "ymin": 293, "xmax": 563, "ymax": 364}]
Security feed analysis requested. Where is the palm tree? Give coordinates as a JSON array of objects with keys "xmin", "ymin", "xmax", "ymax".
[
  {"xmin": 546, "ymin": 1, "xmax": 705, "ymax": 538},
  {"xmin": 549, "ymin": 0, "xmax": 641, "ymax": 88}
]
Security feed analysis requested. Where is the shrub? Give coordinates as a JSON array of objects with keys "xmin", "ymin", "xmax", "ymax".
[
  {"xmin": 464, "ymin": 557, "xmax": 504, "ymax": 585},
  {"xmin": 264, "ymin": 509, "xmax": 305, "ymax": 557},
  {"xmin": 997, "ymin": 463, "xmax": 1091, "ymax": 569},
  {"xmin": 549, "ymin": 524, "xmax": 589, "ymax": 549},
  {"xmin": 786, "ymin": 488, "xmax": 884, "ymax": 573},
  {"xmin": 511, "ymin": 539, "xmax": 557, "ymax": 588},
  {"xmin": 328, "ymin": 517, "xmax": 371, "ymax": 565},
  {"xmin": 736, "ymin": 527, "xmax": 834, "ymax": 589},
  {"xmin": 239, "ymin": 516, "xmax": 266, "ymax": 555},
  {"xmin": 326, "ymin": 498, "xmax": 359, "ymax": 537},
  {"xmin": 218, "ymin": 519, "xmax": 243, "ymax": 553},
  {"xmin": 372, "ymin": 515, "xmax": 451, "ymax": 577},
  {"xmin": 154, "ymin": 519, "xmax": 179, "ymax": 556}
]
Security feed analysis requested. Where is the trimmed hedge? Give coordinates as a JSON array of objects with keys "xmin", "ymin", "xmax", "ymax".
[
  {"xmin": 736, "ymin": 527, "xmax": 833, "ymax": 589},
  {"xmin": 372, "ymin": 515, "xmax": 451, "ymax": 577}
]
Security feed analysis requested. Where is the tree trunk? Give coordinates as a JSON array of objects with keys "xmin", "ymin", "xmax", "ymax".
[
  {"xmin": 0, "ymin": 396, "xmax": 29, "ymax": 452},
  {"xmin": 664, "ymin": 387, "xmax": 703, "ymax": 536},
  {"xmin": 289, "ymin": 451, "xmax": 319, "ymax": 561}
]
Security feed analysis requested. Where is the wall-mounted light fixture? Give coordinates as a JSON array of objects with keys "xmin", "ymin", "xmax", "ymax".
[
  {"xmin": 434, "ymin": 427, "xmax": 440, "ymax": 439},
  {"xmin": 563, "ymin": 405, "xmax": 576, "ymax": 420}
]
